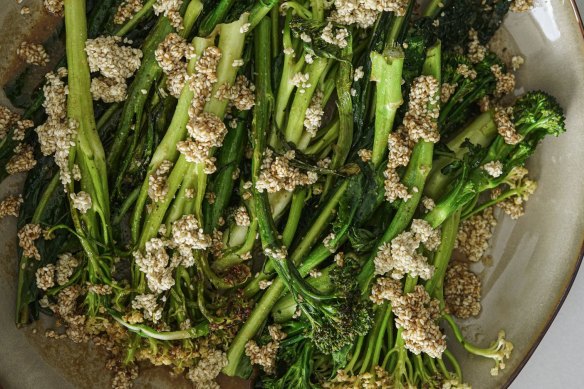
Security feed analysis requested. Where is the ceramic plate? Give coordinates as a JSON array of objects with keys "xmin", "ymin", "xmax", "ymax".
[{"xmin": 1, "ymin": 1, "xmax": 583, "ymax": 388}]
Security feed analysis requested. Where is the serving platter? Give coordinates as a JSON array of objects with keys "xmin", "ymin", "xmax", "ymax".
[{"xmin": 0, "ymin": 1, "xmax": 583, "ymax": 388}]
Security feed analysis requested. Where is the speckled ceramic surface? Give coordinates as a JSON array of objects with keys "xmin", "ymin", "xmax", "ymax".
[{"xmin": 1, "ymin": 1, "xmax": 583, "ymax": 388}]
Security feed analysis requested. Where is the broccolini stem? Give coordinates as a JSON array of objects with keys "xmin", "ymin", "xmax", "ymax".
[
  {"xmin": 370, "ymin": 47, "xmax": 404, "ymax": 167},
  {"xmin": 244, "ymin": 181, "xmax": 348, "ymax": 297},
  {"xmin": 423, "ymin": 0, "xmax": 448, "ymax": 18},
  {"xmin": 198, "ymin": 0, "xmax": 236, "ymax": 37},
  {"xmin": 359, "ymin": 302, "xmax": 391, "ymax": 374},
  {"xmin": 309, "ymin": 0, "xmax": 325, "ymax": 21},
  {"xmin": 111, "ymin": 310, "xmax": 209, "ymax": 340},
  {"xmin": 357, "ymin": 139, "xmax": 436, "ymax": 290},
  {"xmin": 248, "ymin": 0, "xmax": 279, "ymax": 30},
  {"xmin": 66, "ymin": 0, "xmax": 110, "ymax": 225},
  {"xmin": 425, "ymin": 211, "xmax": 460, "ymax": 307},
  {"xmin": 204, "ymin": 112, "xmax": 248, "ymax": 232},
  {"xmin": 225, "ymin": 17, "xmax": 274, "ymax": 376},
  {"xmin": 129, "ymin": 37, "xmax": 212, "ymax": 243},
  {"xmin": 284, "ymin": 58, "xmax": 329, "ymax": 145},
  {"xmin": 462, "ymin": 188, "xmax": 520, "ymax": 219},
  {"xmin": 108, "ymin": 1, "xmax": 202, "ymax": 176},
  {"xmin": 112, "ymin": 186, "xmax": 141, "ymax": 225},
  {"xmin": 424, "ymin": 110, "xmax": 497, "ymax": 199},
  {"xmin": 282, "ymin": 189, "xmax": 308, "ymax": 246},
  {"xmin": 324, "ymin": 39, "xmax": 353, "ymax": 196},
  {"xmin": 15, "ymin": 173, "xmax": 61, "ymax": 325},
  {"xmin": 114, "ymin": 0, "xmax": 158, "ymax": 37},
  {"xmin": 211, "ymin": 220, "xmax": 258, "ymax": 271}
]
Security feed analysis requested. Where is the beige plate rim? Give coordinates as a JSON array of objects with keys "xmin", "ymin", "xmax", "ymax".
[{"xmin": 502, "ymin": 4, "xmax": 584, "ymax": 387}]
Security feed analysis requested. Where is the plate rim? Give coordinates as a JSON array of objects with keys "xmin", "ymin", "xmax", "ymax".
[{"xmin": 502, "ymin": 3, "xmax": 584, "ymax": 387}]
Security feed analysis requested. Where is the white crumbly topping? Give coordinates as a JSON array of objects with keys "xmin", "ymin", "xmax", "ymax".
[
  {"xmin": 264, "ymin": 246, "xmax": 288, "ymax": 261},
  {"xmin": 392, "ymin": 285, "xmax": 446, "ymax": 358},
  {"xmin": 494, "ymin": 106, "xmax": 522, "ymax": 145},
  {"xmin": 456, "ymin": 64, "xmax": 477, "ymax": 80},
  {"xmin": 0, "ymin": 106, "xmax": 20, "ymax": 140},
  {"xmin": 256, "ymin": 149, "xmax": 318, "ymax": 193},
  {"xmin": 283, "ymin": 47, "xmax": 295, "ymax": 56},
  {"xmin": 44, "ymin": 0, "xmax": 63, "ymax": 15},
  {"xmin": 87, "ymin": 283, "xmax": 113, "ymax": 295},
  {"xmin": 171, "ymin": 214, "xmax": 211, "ymax": 265},
  {"xmin": 86, "ymin": 36, "xmax": 142, "ymax": 80},
  {"xmin": 422, "ymin": 196, "xmax": 435, "ymax": 212},
  {"xmin": 510, "ymin": 0, "xmax": 534, "ymax": 12},
  {"xmin": 370, "ymin": 276, "xmax": 402, "ymax": 305},
  {"xmin": 70, "ymin": 191, "xmax": 93, "ymax": 214},
  {"xmin": 215, "ymin": 75, "xmax": 256, "ymax": 111},
  {"xmin": 467, "ymin": 29, "xmax": 487, "ymax": 64},
  {"xmin": 478, "ymin": 96, "xmax": 491, "ymax": 113},
  {"xmin": 440, "ymin": 82, "xmax": 457, "ymax": 103},
  {"xmin": 384, "ymin": 76, "xmax": 439, "ymax": 204},
  {"xmin": 17, "ymin": 42, "xmax": 50, "ymax": 66},
  {"xmin": 56, "ymin": 253, "xmax": 79, "ymax": 286},
  {"xmin": 132, "ymin": 294, "xmax": 163, "ymax": 322},
  {"xmin": 321, "ymin": 22, "xmax": 349, "ymax": 48},
  {"xmin": 445, "ymin": 262, "xmax": 481, "ymax": 319},
  {"xmin": 305, "ymin": 53, "xmax": 314, "ymax": 64},
  {"xmin": 304, "ymin": 89, "xmax": 324, "ymax": 137},
  {"xmin": 186, "ymin": 349, "xmax": 227, "ymax": 388},
  {"xmin": 482, "ymin": 160, "xmax": 504, "ymax": 178},
  {"xmin": 240, "ymin": 23, "xmax": 251, "ymax": 34},
  {"xmin": 323, "ymin": 232, "xmax": 336, "ymax": 253},
  {"xmin": 300, "ymin": 33, "xmax": 312, "ymax": 43},
  {"xmin": 494, "ymin": 166, "xmax": 537, "ymax": 219},
  {"xmin": 442, "ymin": 379, "xmax": 472, "ymax": 389},
  {"xmin": 326, "ymin": 367, "xmax": 394, "ymax": 388},
  {"xmin": 374, "ymin": 219, "xmax": 440, "ymax": 280},
  {"xmin": 36, "ymin": 69, "xmax": 78, "ymax": 189},
  {"xmin": 71, "ymin": 164, "xmax": 81, "ymax": 182},
  {"xmin": 148, "ymin": 160, "xmax": 173, "ymax": 203},
  {"xmin": 36, "ymin": 265, "xmax": 56, "ymax": 290},
  {"xmin": 0, "ymin": 195, "xmax": 23, "ymax": 218},
  {"xmin": 178, "ymin": 111, "xmax": 227, "ymax": 172},
  {"xmin": 511, "ymin": 55, "xmax": 524, "ymax": 71},
  {"xmin": 135, "ymin": 215, "xmax": 210, "ymax": 293},
  {"xmin": 456, "ymin": 207, "xmax": 497, "ymax": 262},
  {"xmin": 403, "ymin": 75, "xmax": 440, "ymax": 143},
  {"xmin": 155, "ymin": 33, "xmax": 192, "ymax": 75},
  {"xmin": 245, "ymin": 325, "xmax": 287, "ymax": 374},
  {"xmin": 13, "ymin": 119, "xmax": 34, "ymax": 142},
  {"xmin": 114, "ymin": 0, "xmax": 143, "ymax": 24},
  {"xmin": 6, "ymin": 143, "xmax": 37, "ymax": 174},
  {"xmin": 358, "ymin": 148, "xmax": 372, "ymax": 162},
  {"xmin": 491, "ymin": 64, "xmax": 515, "ymax": 97},
  {"xmin": 290, "ymin": 72, "xmax": 311, "ymax": 93},
  {"xmin": 354, "ymin": 66, "xmax": 364, "ymax": 81},
  {"xmin": 258, "ymin": 279, "xmax": 273, "ymax": 290},
  {"xmin": 134, "ymin": 238, "xmax": 175, "ymax": 293},
  {"xmin": 153, "ymin": 0, "xmax": 184, "ymax": 30},
  {"xmin": 90, "ymin": 77, "xmax": 128, "ymax": 103},
  {"xmin": 233, "ymin": 206, "xmax": 251, "ymax": 227},
  {"xmin": 18, "ymin": 223, "xmax": 43, "ymax": 260},
  {"xmin": 188, "ymin": 45, "xmax": 222, "ymax": 110},
  {"xmin": 329, "ymin": 0, "xmax": 409, "ymax": 29},
  {"xmin": 309, "ymin": 269, "xmax": 322, "ymax": 278}
]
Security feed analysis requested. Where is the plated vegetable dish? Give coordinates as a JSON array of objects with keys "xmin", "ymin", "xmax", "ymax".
[{"xmin": 0, "ymin": 0, "xmax": 566, "ymax": 387}]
